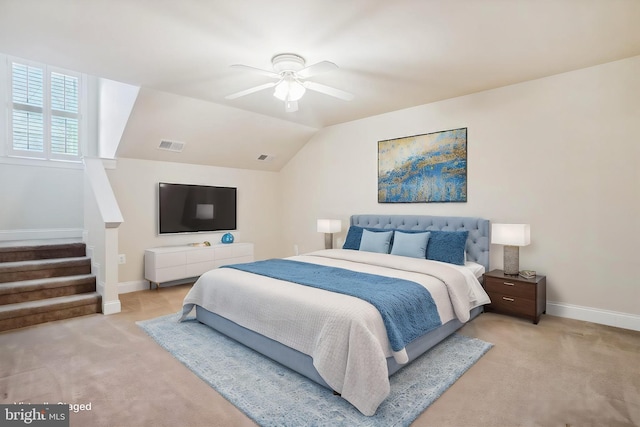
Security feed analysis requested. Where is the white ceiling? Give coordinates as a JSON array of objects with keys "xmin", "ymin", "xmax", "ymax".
[{"xmin": 1, "ymin": 0, "xmax": 639, "ymax": 170}]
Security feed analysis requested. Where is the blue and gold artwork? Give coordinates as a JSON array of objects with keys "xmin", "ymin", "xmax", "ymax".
[{"xmin": 378, "ymin": 128, "xmax": 467, "ymax": 203}]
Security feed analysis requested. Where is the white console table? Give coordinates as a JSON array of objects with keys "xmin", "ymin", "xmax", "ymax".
[{"xmin": 144, "ymin": 242, "xmax": 254, "ymax": 289}]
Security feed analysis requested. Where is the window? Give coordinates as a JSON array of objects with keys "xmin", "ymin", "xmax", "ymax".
[{"xmin": 9, "ymin": 59, "xmax": 82, "ymax": 161}]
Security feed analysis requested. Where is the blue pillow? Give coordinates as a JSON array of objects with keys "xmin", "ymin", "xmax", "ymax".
[
  {"xmin": 343, "ymin": 225, "xmax": 365, "ymax": 250},
  {"xmin": 359, "ymin": 229, "xmax": 393, "ymax": 254},
  {"xmin": 425, "ymin": 230, "xmax": 468, "ymax": 265},
  {"xmin": 343, "ymin": 226, "xmax": 392, "ymax": 250},
  {"xmin": 390, "ymin": 231, "xmax": 430, "ymax": 259}
]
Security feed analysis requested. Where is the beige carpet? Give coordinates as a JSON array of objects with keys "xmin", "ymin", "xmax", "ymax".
[{"xmin": 1, "ymin": 284, "xmax": 638, "ymax": 427}]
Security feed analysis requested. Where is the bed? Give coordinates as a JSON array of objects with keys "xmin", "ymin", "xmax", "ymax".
[{"xmin": 181, "ymin": 214, "xmax": 491, "ymax": 416}]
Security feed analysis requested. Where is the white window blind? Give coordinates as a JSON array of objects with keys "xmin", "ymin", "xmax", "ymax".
[
  {"xmin": 12, "ymin": 63, "xmax": 44, "ymax": 152},
  {"xmin": 9, "ymin": 59, "xmax": 82, "ymax": 161},
  {"xmin": 50, "ymin": 72, "xmax": 79, "ymax": 156}
]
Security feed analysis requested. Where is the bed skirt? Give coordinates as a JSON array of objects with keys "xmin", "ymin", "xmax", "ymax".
[{"xmin": 195, "ymin": 305, "xmax": 483, "ymax": 390}]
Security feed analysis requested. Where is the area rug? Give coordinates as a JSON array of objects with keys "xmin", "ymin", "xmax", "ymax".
[{"xmin": 137, "ymin": 313, "xmax": 492, "ymax": 427}]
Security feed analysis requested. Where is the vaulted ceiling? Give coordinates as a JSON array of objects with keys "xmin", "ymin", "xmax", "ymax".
[{"xmin": 1, "ymin": 0, "xmax": 639, "ymax": 170}]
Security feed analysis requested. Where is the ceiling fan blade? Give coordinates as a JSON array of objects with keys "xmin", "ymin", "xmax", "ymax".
[
  {"xmin": 296, "ymin": 61, "xmax": 338, "ymax": 79},
  {"xmin": 230, "ymin": 64, "xmax": 280, "ymax": 79},
  {"xmin": 225, "ymin": 81, "xmax": 278, "ymax": 100},
  {"xmin": 302, "ymin": 81, "xmax": 354, "ymax": 101}
]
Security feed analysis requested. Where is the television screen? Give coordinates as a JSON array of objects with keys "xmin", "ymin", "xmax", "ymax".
[{"xmin": 158, "ymin": 182, "xmax": 237, "ymax": 234}]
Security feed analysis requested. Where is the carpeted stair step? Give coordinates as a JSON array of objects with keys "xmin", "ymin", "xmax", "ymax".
[
  {"xmin": 0, "ymin": 242, "xmax": 86, "ymax": 263},
  {"xmin": 0, "ymin": 257, "xmax": 91, "ymax": 284},
  {"xmin": 0, "ymin": 274, "xmax": 96, "ymax": 305},
  {"xmin": 0, "ymin": 292, "xmax": 101, "ymax": 332}
]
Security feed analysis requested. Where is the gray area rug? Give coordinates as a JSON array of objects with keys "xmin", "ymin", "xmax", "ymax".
[{"xmin": 137, "ymin": 313, "xmax": 492, "ymax": 427}]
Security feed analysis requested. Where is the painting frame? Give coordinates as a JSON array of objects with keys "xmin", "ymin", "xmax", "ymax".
[{"xmin": 377, "ymin": 127, "xmax": 467, "ymax": 203}]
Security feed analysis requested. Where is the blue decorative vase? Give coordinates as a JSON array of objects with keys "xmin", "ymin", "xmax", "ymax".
[{"xmin": 221, "ymin": 233, "xmax": 234, "ymax": 244}]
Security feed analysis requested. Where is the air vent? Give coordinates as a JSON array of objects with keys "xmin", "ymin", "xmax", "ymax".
[
  {"xmin": 158, "ymin": 140, "xmax": 185, "ymax": 152},
  {"xmin": 257, "ymin": 154, "xmax": 276, "ymax": 162}
]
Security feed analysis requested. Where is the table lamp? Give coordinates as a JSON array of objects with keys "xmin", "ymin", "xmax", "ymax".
[
  {"xmin": 491, "ymin": 223, "xmax": 531, "ymax": 275},
  {"xmin": 317, "ymin": 219, "xmax": 342, "ymax": 249}
]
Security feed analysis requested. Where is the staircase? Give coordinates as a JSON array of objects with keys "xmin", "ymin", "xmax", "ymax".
[{"xmin": 0, "ymin": 241, "xmax": 102, "ymax": 332}]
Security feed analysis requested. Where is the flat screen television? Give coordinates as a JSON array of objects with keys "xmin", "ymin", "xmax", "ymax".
[{"xmin": 158, "ymin": 182, "xmax": 237, "ymax": 234}]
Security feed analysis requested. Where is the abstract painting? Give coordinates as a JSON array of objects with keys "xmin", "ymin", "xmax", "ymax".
[{"xmin": 378, "ymin": 128, "xmax": 467, "ymax": 203}]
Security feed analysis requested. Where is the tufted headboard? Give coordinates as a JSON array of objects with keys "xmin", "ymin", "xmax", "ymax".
[{"xmin": 350, "ymin": 214, "xmax": 490, "ymax": 273}]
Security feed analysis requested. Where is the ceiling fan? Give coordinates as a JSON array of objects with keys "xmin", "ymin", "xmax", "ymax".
[{"xmin": 225, "ymin": 53, "xmax": 354, "ymax": 112}]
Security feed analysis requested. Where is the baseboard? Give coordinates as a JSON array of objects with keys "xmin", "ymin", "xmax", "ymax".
[
  {"xmin": 118, "ymin": 280, "xmax": 149, "ymax": 294},
  {"xmin": 0, "ymin": 228, "xmax": 84, "ymax": 241},
  {"xmin": 547, "ymin": 301, "xmax": 640, "ymax": 332},
  {"xmin": 102, "ymin": 299, "xmax": 121, "ymax": 315}
]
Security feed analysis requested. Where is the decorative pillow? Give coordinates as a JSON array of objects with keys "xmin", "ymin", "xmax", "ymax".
[
  {"xmin": 343, "ymin": 226, "xmax": 366, "ymax": 250},
  {"xmin": 390, "ymin": 231, "xmax": 430, "ymax": 259},
  {"xmin": 425, "ymin": 230, "xmax": 469, "ymax": 265},
  {"xmin": 343, "ymin": 226, "xmax": 393, "ymax": 250},
  {"xmin": 359, "ymin": 229, "xmax": 393, "ymax": 254}
]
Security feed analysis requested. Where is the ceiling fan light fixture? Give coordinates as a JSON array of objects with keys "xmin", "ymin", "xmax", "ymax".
[
  {"xmin": 226, "ymin": 53, "xmax": 353, "ymax": 110},
  {"xmin": 273, "ymin": 77, "xmax": 306, "ymax": 102}
]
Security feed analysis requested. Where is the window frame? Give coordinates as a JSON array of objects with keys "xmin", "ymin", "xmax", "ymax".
[{"xmin": 7, "ymin": 56, "xmax": 85, "ymax": 162}]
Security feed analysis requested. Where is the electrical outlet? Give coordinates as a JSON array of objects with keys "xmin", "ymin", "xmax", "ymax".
[
  {"xmin": 293, "ymin": 244, "xmax": 299, "ymax": 255},
  {"xmin": 118, "ymin": 254, "xmax": 126, "ymax": 264}
]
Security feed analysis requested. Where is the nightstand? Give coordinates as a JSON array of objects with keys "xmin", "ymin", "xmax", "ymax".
[{"xmin": 482, "ymin": 269, "xmax": 546, "ymax": 324}]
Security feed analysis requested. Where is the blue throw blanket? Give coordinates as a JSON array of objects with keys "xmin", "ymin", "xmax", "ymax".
[{"xmin": 221, "ymin": 259, "xmax": 442, "ymax": 352}]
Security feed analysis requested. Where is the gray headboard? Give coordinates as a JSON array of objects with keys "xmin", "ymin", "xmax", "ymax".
[{"xmin": 350, "ymin": 214, "xmax": 490, "ymax": 272}]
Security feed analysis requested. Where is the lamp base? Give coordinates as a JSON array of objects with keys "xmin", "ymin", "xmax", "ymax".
[
  {"xmin": 324, "ymin": 233, "xmax": 333, "ymax": 250},
  {"xmin": 503, "ymin": 245, "xmax": 520, "ymax": 275}
]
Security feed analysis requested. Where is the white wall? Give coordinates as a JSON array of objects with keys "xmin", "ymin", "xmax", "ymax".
[
  {"xmin": 107, "ymin": 158, "xmax": 283, "ymax": 285},
  {"xmin": 279, "ymin": 56, "xmax": 640, "ymax": 322},
  {"xmin": 0, "ymin": 52, "xmax": 96, "ymax": 239},
  {"xmin": 98, "ymin": 79, "xmax": 140, "ymax": 159},
  {"xmin": 0, "ymin": 162, "xmax": 84, "ymax": 235}
]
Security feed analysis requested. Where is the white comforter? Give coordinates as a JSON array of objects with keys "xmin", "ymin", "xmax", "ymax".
[{"xmin": 181, "ymin": 249, "xmax": 489, "ymax": 416}]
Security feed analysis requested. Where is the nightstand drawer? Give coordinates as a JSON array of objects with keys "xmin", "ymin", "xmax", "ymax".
[
  {"xmin": 484, "ymin": 277, "xmax": 535, "ymax": 300},
  {"xmin": 486, "ymin": 292, "xmax": 535, "ymax": 315}
]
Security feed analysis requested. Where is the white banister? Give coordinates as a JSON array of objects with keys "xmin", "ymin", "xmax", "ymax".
[{"xmin": 84, "ymin": 157, "xmax": 124, "ymax": 314}]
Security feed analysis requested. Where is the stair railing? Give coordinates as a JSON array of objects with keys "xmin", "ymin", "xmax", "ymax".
[{"xmin": 83, "ymin": 157, "xmax": 124, "ymax": 314}]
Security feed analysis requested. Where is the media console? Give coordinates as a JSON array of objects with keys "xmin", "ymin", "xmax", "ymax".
[{"xmin": 144, "ymin": 243, "xmax": 254, "ymax": 289}]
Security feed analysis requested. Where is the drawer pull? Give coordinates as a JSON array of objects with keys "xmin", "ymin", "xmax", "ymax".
[
  {"xmin": 503, "ymin": 282, "xmax": 515, "ymax": 286},
  {"xmin": 502, "ymin": 297, "xmax": 515, "ymax": 302}
]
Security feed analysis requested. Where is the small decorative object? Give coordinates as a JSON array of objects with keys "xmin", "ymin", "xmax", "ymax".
[
  {"xmin": 491, "ymin": 224, "xmax": 531, "ymax": 275},
  {"xmin": 221, "ymin": 233, "xmax": 234, "ymax": 244},
  {"xmin": 519, "ymin": 270, "xmax": 536, "ymax": 279},
  {"xmin": 204, "ymin": 241, "xmax": 211, "ymax": 246},
  {"xmin": 378, "ymin": 128, "xmax": 467, "ymax": 203}
]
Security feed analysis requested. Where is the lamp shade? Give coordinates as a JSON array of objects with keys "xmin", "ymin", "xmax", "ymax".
[
  {"xmin": 491, "ymin": 224, "xmax": 531, "ymax": 246},
  {"xmin": 317, "ymin": 219, "xmax": 342, "ymax": 233}
]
